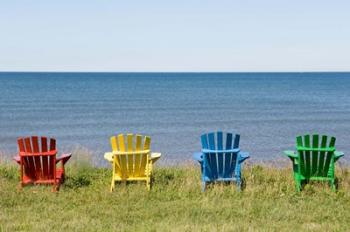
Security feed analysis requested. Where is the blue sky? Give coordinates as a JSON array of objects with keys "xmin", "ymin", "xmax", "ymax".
[{"xmin": 0, "ymin": 1, "xmax": 349, "ymax": 72}]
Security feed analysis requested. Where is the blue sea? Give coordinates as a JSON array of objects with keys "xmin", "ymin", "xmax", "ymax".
[{"xmin": 1, "ymin": 72, "xmax": 349, "ymax": 166}]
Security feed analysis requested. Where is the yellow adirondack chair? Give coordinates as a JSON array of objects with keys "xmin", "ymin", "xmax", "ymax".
[{"xmin": 104, "ymin": 133, "xmax": 161, "ymax": 191}]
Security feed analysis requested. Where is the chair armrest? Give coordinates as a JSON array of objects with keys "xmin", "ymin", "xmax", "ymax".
[
  {"xmin": 19, "ymin": 150, "xmax": 57, "ymax": 156},
  {"xmin": 150, "ymin": 152, "xmax": 161, "ymax": 163},
  {"xmin": 114, "ymin": 150, "xmax": 150, "ymax": 155},
  {"xmin": 238, "ymin": 151, "xmax": 250, "ymax": 163},
  {"xmin": 104, "ymin": 152, "xmax": 113, "ymax": 163},
  {"xmin": 283, "ymin": 150, "xmax": 297, "ymax": 159},
  {"xmin": 193, "ymin": 152, "xmax": 203, "ymax": 162},
  {"xmin": 335, "ymin": 151, "xmax": 344, "ymax": 161},
  {"xmin": 13, "ymin": 155, "xmax": 21, "ymax": 164},
  {"xmin": 202, "ymin": 148, "xmax": 240, "ymax": 154},
  {"xmin": 56, "ymin": 153, "xmax": 72, "ymax": 166}
]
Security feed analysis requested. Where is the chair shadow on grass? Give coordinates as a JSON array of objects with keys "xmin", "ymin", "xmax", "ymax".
[
  {"xmin": 203, "ymin": 179, "xmax": 247, "ymax": 192},
  {"xmin": 299, "ymin": 178, "xmax": 340, "ymax": 192}
]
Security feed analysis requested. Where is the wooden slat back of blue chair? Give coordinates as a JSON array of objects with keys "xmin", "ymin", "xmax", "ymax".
[{"xmin": 201, "ymin": 132, "xmax": 240, "ymax": 180}]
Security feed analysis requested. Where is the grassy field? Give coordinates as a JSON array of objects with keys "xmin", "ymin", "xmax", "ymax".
[{"xmin": 1, "ymin": 161, "xmax": 350, "ymax": 231}]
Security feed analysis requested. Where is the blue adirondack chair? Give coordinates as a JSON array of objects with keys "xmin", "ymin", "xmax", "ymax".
[{"xmin": 193, "ymin": 132, "xmax": 250, "ymax": 191}]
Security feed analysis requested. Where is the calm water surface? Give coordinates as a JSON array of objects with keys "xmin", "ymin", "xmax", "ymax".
[{"xmin": 0, "ymin": 72, "xmax": 349, "ymax": 166}]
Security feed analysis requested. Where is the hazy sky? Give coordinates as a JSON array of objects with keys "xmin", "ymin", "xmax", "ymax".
[{"xmin": 0, "ymin": 1, "xmax": 349, "ymax": 72}]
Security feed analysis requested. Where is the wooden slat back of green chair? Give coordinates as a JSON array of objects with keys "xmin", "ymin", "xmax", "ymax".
[{"xmin": 296, "ymin": 134, "xmax": 336, "ymax": 178}]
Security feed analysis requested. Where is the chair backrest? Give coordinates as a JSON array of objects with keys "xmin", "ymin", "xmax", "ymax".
[
  {"xmin": 110, "ymin": 134, "xmax": 151, "ymax": 178},
  {"xmin": 201, "ymin": 132, "xmax": 240, "ymax": 179},
  {"xmin": 17, "ymin": 136, "xmax": 57, "ymax": 181},
  {"xmin": 296, "ymin": 134, "xmax": 336, "ymax": 178}
]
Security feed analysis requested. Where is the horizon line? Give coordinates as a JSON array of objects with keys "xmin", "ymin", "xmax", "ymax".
[{"xmin": 1, "ymin": 70, "xmax": 350, "ymax": 74}]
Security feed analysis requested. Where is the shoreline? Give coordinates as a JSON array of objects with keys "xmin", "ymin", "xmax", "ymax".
[{"xmin": 1, "ymin": 149, "xmax": 349, "ymax": 168}]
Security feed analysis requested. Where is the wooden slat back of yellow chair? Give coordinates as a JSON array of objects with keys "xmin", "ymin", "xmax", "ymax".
[{"xmin": 110, "ymin": 134, "xmax": 151, "ymax": 179}]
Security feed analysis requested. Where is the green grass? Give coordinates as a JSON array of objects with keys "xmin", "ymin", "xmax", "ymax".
[{"xmin": 1, "ymin": 162, "xmax": 350, "ymax": 231}]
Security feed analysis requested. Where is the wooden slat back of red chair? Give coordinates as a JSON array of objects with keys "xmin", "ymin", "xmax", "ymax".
[{"xmin": 17, "ymin": 136, "xmax": 57, "ymax": 184}]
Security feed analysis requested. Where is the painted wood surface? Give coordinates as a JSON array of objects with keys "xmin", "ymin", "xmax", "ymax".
[
  {"xmin": 194, "ymin": 131, "xmax": 250, "ymax": 191},
  {"xmin": 15, "ymin": 136, "xmax": 71, "ymax": 191},
  {"xmin": 283, "ymin": 134, "xmax": 344, "ymax": 191},
  {"xmin": 105, "ymin": 133, "xmax": 161, "ymax": 191}
]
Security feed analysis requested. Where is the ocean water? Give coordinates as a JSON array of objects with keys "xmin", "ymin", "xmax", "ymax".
[{"xmin": 0, "ymin": 72, "xmax": 350, "ymax": 166}]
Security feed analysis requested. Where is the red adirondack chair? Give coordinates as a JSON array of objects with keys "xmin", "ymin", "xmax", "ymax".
[{"xmin": 13, "ymin": 136, "xmax": 71, "ymax": 191}]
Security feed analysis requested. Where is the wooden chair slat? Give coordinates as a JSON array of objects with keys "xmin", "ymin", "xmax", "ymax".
[
  {"xmin": 110, "ymin": 136, "xmax": 122, "ymax": 177},
  {"xmin": 201, "ymin": 134, "xmax": 209, "ymax": 149},
  {"xmin": 17, "ymin": 138, "xmax": 25, "ymax": 152},
  {"xmin": 41, "ymin": 137, "xmax": 49, "ymax": 179},
  {"xmin": 224, "ymin": 133, "xmax": 233, "ymax": 178},
  {"xmin": 24, "ymin": 137, "xmax": 35, "ymax": 179},
  {"xmin": 139, "ymin": 136, "xmax": 151, "ymax": 177},
  {"xmin": 127, "ymin": 134, "xmax": 134, "ymax": 177},
  {"xmin": 217, "ymin": 131, "xmax": 224, "ymax": 178},
  {"xmin": 311, "ymin": 134, "xmax": 319, "ymax": 176},
  {"xmin": 117, "ymin": 134, "xmax": 128, "ymax": 179},
  {"xmin": 50, "ymin": 138, "xmax": 56, "ymax": 151},
  {"xmin": 233, "ymin": 134, "xmax": 240, "ymax": 149},
  {"xmin": 323, "ymin": 136, "xmax": 336, "ymax": 177},
  {"xmin": 134, "ymin": 134, "xmax": 142, "ymax": 177},
  {"xmin": 24, "ymin": 137, "xmax": 33, "ymax": 153},
  {"xmin": 111, "ymin": 136, "xmax": 118, "ymax": 152},
  {"xmin": 304, "ymin": 135, "xmax": 311, "ymax": 177},
  {"xmin": 49, "ymin": 154, "xmax": 56, "ymax": 180},
  {"xmin": 208, "ymin": 132, "xmax": 217, "ymax": 179},
  {"xmin": 143, "ymin": 136, "xmax": 151, "ymax": 150},
  {"xmin": 201, "ymin": 134, "xmax": 212, "ymax": 178},
  {"xmin": 317, "ymin": 135, "xmax": 327, "ymax": 176},
  {"xmin": 49, "ymin": 138, "xmax": 56, "ymax": 180},
  {"xmin": 229, "ymin": 134, "xmax": 239, "ymax": 177},
  {"xmin": 31, "ymin": 136, "xmax": 43, "ymax": 179}
]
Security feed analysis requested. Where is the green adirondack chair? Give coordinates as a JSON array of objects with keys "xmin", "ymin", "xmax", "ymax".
[{"xmin": 283, "ymin": 134, "xmax": 344, "ymax": 191}]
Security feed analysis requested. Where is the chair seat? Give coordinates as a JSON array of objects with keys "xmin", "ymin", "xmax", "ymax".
[
  {"xmin": 204, "ymin": 177, "xmax": 237, "ymax": 182},
  {"xmin": 22, "ymin": 167, "xmax": 64, "ymax": 185},
  {"xmin": 104, "ymin": 152, "xmax": 162, "ymax": 163}
]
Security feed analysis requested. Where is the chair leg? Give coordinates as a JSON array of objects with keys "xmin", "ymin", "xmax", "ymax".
[
  {"xmin": 329, "ymin": 179, "xmax": 336, "ymax": 191},
  {"xmin": 236, "ymin": 179, "xmax": 242, "ymax": 191},
  {"xmin": 146, "ymin": 179, "xmax": 151, "ymax": 191},
  {"xmin": 295, "ymin": 179, "xmax": 302, "ymax": 192},
  {"xmin": 201, "ymin": 182, "xmax": 206, "ymax": 192},
  {"xmin": 110, "ymin": 179, "xmax": 115, "ymax": 192},
  {"xmin": 17, "ymin": 183, "xmax": 24, "ymax": 191},
  {"xmin": 52, "ymin": 184, "xmax": 59, "ymax": 192},
  {"xmin": 52, "ymin": 180, "xmax": 60, "ymax": 192}
]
